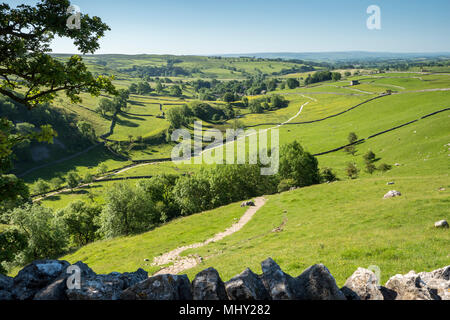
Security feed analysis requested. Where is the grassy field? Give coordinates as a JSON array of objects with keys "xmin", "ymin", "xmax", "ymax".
[
  {"xmin": 37, "ymin": 72, "xmax": 449, "ymax": 286},
  {"xmin": 7, "ymin": 59, "xmax": 450, "ymax": 284}
]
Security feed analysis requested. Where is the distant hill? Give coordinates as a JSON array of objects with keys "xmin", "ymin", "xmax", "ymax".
[{"xmin": 220, "ymin": 51, "xmax": 450, "ymax": 62}]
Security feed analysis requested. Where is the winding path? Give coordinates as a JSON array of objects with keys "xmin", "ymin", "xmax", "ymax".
[{"xmin": 151, "ymin": 197, "xmax": 267, "ymax": 276}]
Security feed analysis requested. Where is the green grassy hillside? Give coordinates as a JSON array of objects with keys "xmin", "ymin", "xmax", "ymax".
[{"xmin": 49, "ymin": 72, "xmax": 450, "ymax": 285}]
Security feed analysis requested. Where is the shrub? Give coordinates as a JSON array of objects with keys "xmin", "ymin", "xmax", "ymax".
[
  {"xmin": 363, "ymin": 151, "xmax": 376, "ymax": 164},
  {"xmin": 279, "ymin": 141, "xmax": 321, "ymax": 188},
  {"xmin": 0, "ymin": 228, "xmax": 27, "ymax": 274},
  {"xmin": 378, "ymin": 163, "xmax": 392, "ymax": 172},
  {"xmin": 277, "ymin": 178, "xmax": 297, "ymax": 193},
  {"xmin": 8, "ymin": 204, "xmax": 68, "ymax": 264},
  {"xmin": 320, "ymin": 167, "xmax": 338, "ymax": 183},
  {"xmin": 344, "ymin": 145, "xmax": 357, "ymax": 156},
  {"xmin": 32, "ymin": 179, "xmax": 50, "ymax": 195},
  {"xmin": 99, "ymin": 182, "xmax": 160, "ymax": 238},
  {"xmin": 365, "ymin": 163, "xmax": 377, "ymax": 174},
  {"xmin": 66, "ymin": 171, "xmax": 81, "ymax": 190},
  {"xmin": 286, "ymin": 78, "xmax": 299, "ymax": 89},
  {"xmin": 346, "ymin": 163, "xmax": 359, "ymax": 179},
  {"xmin": 348, "ymin": 132, "xmax": 358, "ymax": 144},
  {"xmin": 49, "ymin": 177, "xmax": 65, "ymax": 189},
  {"xmin": 58, "ymin": 201, "xmax": 101, "ymax": 247}
]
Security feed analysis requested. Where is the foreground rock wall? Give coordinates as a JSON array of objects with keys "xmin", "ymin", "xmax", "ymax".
[{"xmin": 0, "ymin": 258, "xmax": 448, "ymax": 300}]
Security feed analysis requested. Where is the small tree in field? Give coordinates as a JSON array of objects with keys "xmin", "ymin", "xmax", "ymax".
[
  {"xmin": 378, "ymin": 163, "xmax": 392, "ymax": 172},
  {"xmin": 346, "ymin": 163, "xmax": 359, "ymax": 179},
  {"xmin": 33, "ymin": 179, "xmax": 50, "ymax": 195},
  {"xmin": 97, "ymin": 163, "xmax": 108, "ymax": 175},
  {"xmin": 320, "ymin": 167, "xmax": 338, "ymax": 183},
  {"xmin": 344, "ymin": 145, "xmax": 357, "ymax": 156},
  {"xmin": 279, "ymin": 141, "xmax": 321, "ymax": 188},
  {"xmin": 58, "ymin": 201, "xmax": 101, "ymax": 247},
  {"xmin": 66, "ymin": 172, "xmax": 81, "ymax": 191},
  {"xmin": 348, "ymin": 132, "xmax": 358, "ymax": 144}
]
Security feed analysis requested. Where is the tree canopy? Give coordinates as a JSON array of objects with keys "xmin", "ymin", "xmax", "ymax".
[{"xmin": 0, "ymin": 0, "xmax": 117, "ymax": 108}]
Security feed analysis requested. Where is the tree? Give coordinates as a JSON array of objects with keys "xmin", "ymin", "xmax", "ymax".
[
  {"xmin": 169, "ymin": 85, "xmax": 182, "ymax": 97},
  {"xmin": 128, "ymin": 83, "xmax": 138, "ymax": 94},
  {"xmin": 223, "ymin": 92, "xmax": 235, "ymax": 103},
  {"xmin": 66, "ymin": 171, "xmax": 81, "ymax": 190},
  {"xmin": 0, "ymin": 0, "xmax": 116, "ymax": 108},
  {"xmin": 99, "ymin": 182, "xmax": 160, "ymax": 238},
  {"xmin": 344, "ymin": 145, "xmax": 357, "ymax": 156},
  {"xmin": 286, "ymin": 78, "xmax": 300, "ymax": 89},
  {"xmin": 166, "ymin": 106, "xmax": 191, "ymax": 129},
  {"xmin": 32, "ymin": 179, "xmax": 50, "ymax": 195},
  {"xmin": 83, "ymin": 172, "xmax": 94, "ymax": 184},
  {"xmin": 136, "ymin": 175, "xmax": 179, "ymax": 222},
  {"xmin": 49, "ymin": 177, "xmax": 65, "ymax": 190},
  {"xmin": 320, "ymin": 167, "xmax": 338, "ymax": 183},
  {"xmin": 332, "ymin": 72, "xmax": 342, "ymax": 81},
  {"xmin": 366, "ymin": 162, "xmax": 377, "ymax": 174},
  {"xmin": 378, "ymin": 163, "xmax": 392, "ymax": 172},
  {"xmin": 58, "ymin": 201, "xmax": 101, "ymax": 247},
  {"xmin": 0, "ymin": 174, "xmax": 30, "ymax": 219},
  {"xmin": 242, "ymin": 96, "xmax": 249, "ymax": 107},
  {"xmin": 1, "ymin": 118, "xmax": 55, "ymax": 173},
  {"xmin": 96, "ymin": 98, "xmax": 115, "ymax": 116},
  {"xmin": 346, "ymin": 163, "xmax": 359, "ymax": 179},
  {"xmin": 363, "ymin": 150, "xmax": 377, "ymax": 164},
  {"xmin": 0, "ymin": 228, "xmax": 27, "ymax": 274},
  {"xmin": 137, "ymin": 82, "xmax": 152, "ymax": 95},
  {"xmin": 97, "ymin": 163, "xmax": 108, "ymax": 175},
  {"xmin": 279, "ymin": 141, "xmax": 321, "ymax": 188},
  {"xmin": 348, "ymin": 132, "xmax": 358, "ymax": 144},
  {"xmin": 112, "ymin": 89, "xmax": 130, "ymax": 112},
  {"xmin": 155, "ymin": 81, "xmax": 164, "ymax": 94},
  {"xmin": 277, "ymin": 178, "xmax": 296, "ymax": 193},
  {"xmin": 77, "ymin": 121, "xmax": 96, "ymax": 142},
  {"xmin": 8, "ymin": 204, "xmax": 67, "ymax": 264}
]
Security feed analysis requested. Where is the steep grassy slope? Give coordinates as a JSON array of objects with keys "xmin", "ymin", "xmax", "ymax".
[{"xmin": 56, "ymin": 110, "xmax": 450, "ymax": 285}]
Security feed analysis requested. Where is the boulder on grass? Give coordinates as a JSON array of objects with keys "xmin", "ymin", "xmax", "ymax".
[
  {"xmin": 434, "ymin": 220, "xmax": 449, "ymax": 228},
  {"xmin": 383, "ymin": 190, "xmax": 402, "ymax": 199}
]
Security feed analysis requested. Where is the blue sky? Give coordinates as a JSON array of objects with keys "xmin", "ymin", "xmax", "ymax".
[{"xmin": 8, "ymin": 0, "xmax": 450, "ymax": 54}]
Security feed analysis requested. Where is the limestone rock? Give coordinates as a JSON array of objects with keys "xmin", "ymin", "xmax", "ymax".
[
  {"xmin": 12, "ymin": 260, "xmax": 70, "ymax": 300},
  {"xmin": 383, "ymin": 190, "xmax": 402, "ymax": 199},
  {"xmin": 260, "ymin": 258, "xmax": 298, "ymax": 300},
  {"xmin": 418, "ymin": 266, "xmax": 450, "ymax": 300},
  {"xmin": 241, "ymin": 201, "xmax": 255, "ymax": 207},
  {"xmin": 296, "ymin": 264, "xmax": 346, "ymax": 300},
  {"xmin": 66, "ymin": 268, "xmax": 148, "ymax": 300},
  {"xmin": 385, "ymin": 271, "xmax": 440, "ymax": 300},
  {"xmin": 192, "ymin": 267, "xmax": 227, "ymax": 300},
  {"xmin": 434, "ymin": 220, "xmax": 449, "ymax": 228},
  {"xmin": 121, "ymin": 274, "xmax": 192, "ymax": 300},
  {"xmin": 225, "ymin": 268, "xmax": 270, "ymax": 300},
  {"xmin": 341, "ymin": 268, "xmax": 383, "ymax": 300}
]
